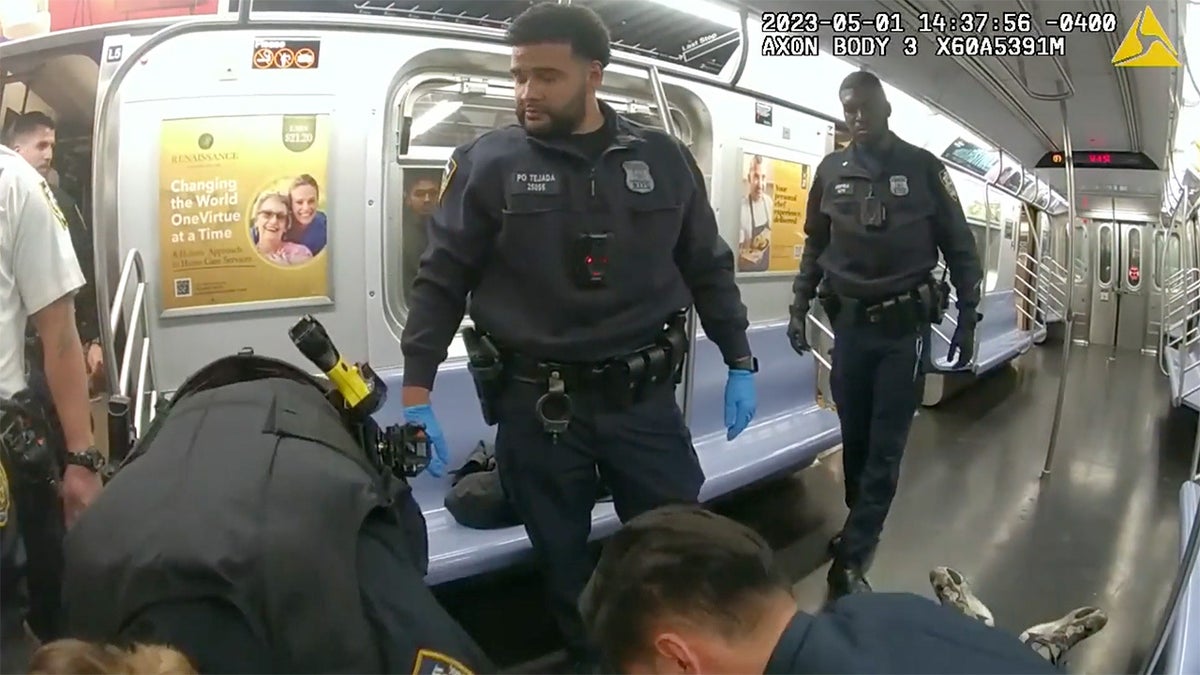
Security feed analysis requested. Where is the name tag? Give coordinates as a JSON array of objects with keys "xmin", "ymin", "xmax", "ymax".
[{"xmin": 507, "ymin": 171, "xmax": 561, "ymax": 195}]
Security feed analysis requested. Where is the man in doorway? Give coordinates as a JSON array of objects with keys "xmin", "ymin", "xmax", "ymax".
[
  {"xmin": 3, "ymin": 112, "xmax": 103, "ymax": 388},
  {"xmin": 401, "ymin": 172, "xmax": 441, "ymax": 302}
]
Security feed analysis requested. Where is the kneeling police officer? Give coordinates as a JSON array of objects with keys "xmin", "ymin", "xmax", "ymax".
[
  {"xmin": 400, "ymin": 3, "xmax": 757, "ymax": 667},
  {"xmin": 59, "ymin": 325, "xmax": 493, "ymax": 675},
  {"xmin": 787, "ymin": 71, "xmax": 984, "ymax": 598}
]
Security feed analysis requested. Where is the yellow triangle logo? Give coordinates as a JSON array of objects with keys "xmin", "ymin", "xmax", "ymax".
[{"xmin": 1112, "ymin": 5, "xmax": 1180, "ymax": 67}]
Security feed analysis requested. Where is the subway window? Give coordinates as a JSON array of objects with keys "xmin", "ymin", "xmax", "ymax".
[
  {"xmin": 1154, "ymin": 231, "xmax": 1165, "ymax": 288},
  {"xmin": 1073, "ymin": 225, "xmax": 1087, "ymax": 284},
  {"xmin": 1098, "ymin": 225, "xmax": 1113, "ymax": 286},
  {"xmin": 1126, "ymin": 227, "xmax": 1141, "ymax": 288},
  {"xmin": 1168, "ymin": 232, "xmax": 1182, "ymax": 282},
  {"xmin": 388, "ymin": 75, "xmax": 692, "ymax": 328}
]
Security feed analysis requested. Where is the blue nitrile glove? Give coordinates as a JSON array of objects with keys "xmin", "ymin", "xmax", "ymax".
[
  {"xmin": 404, "ymin": 404, "xmax": 449, "ymax": 477},
  {"xmin": 724, "ymin": 369, "xmax": 757, "ymax": 441}
]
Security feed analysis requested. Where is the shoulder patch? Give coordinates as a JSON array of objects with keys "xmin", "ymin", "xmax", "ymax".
[
  {"xmin": 411, "ymin": 649, "xmax": 474, "ymax": 675},
  {"xmin": 39, "ymin": 181, "xmax": 69, "ymax": 230},
  {"xmin": 938, "ymin": 168, "xmax": 959, "ymax": 203},
  {"xmin": 438, "ymin": 158, "xmax": 458, "ymax": 205}
]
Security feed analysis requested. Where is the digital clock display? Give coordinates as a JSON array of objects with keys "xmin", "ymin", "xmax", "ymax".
[{"xmin": 1035, "ymin": 151, "xmax": 1159, "ymax": 170}]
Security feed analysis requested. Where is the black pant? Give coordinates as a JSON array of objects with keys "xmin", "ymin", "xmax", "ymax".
[
  {"xmin": 493, "ymin": 380, "xmax": 704, "ymax": 661},
  {"xmin": 0, "ymin": 373, "xmax": 66, "ymax": 653},
  {"xmin": 830, "ymin": 311, "xmax": 928, "ymax": 570}
]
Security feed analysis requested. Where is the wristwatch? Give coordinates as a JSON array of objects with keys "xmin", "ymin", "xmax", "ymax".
[
  {"xmin": 64, "ymin": 447, "xmax": 107, "ymax": 473},
  {"xmin": 729, "ymin": 356, "xmax": 759, "ymax": 373}
]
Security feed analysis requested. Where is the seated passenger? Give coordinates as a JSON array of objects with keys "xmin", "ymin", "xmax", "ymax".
[
  {"xmin": 580, "ymin": 505, "xmax": 1097, "ymax": 674},
  {"xmin": 58, "ymin": 353, "xmax": 493, "ymax": 674}
]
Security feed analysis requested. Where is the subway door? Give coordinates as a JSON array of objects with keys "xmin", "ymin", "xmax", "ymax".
[
  {"xmin": 1088, "ymin": 221, "xmax": 1116, "ymax": 346},
  {"xmin": 1069, "ymin": 220, "xmax": 1091, "ymax": 343},
  {"xmin": 1115, "ymin": 224, "xmax": 1150, "ymax": 352}
]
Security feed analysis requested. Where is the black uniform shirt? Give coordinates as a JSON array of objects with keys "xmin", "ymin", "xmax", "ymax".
[
  {"xmin": 402, "ymin": 101, "xmax": 749, "ymax": 388},
  {"xmin": 792, "ymin": 132, "xmax": 983, "ymax": 310},
  {"xmin": 765, "ymin": 592, "xmax": 1060, "ymax": 674}
]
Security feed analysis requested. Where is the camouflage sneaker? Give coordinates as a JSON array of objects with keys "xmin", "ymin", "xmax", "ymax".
[
  {"xmin": 1019, "ymin": 606, "xmax": 1108, "ymax": 666},
  {"xmin": 928, "ymin": 566, "xmax": 995, "ymax": 627}
]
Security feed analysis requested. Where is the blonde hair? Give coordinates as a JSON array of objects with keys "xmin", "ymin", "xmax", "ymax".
[{"xmin": 28, "ymin": 639, "xmax": 197, "ymax": 674}]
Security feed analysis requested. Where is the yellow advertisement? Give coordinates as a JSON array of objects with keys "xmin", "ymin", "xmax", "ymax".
[
  {"xmin": 158, "ymin": 113, "xmax": 331, "ymax": 312},
  {"xmin": 737, "ymin": 152, "xmax": 812, "ymax": 274}
]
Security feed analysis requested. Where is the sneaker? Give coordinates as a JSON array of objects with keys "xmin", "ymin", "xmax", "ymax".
[
  {"xmin": 928, "ymin": 566, "xmax": 995, "ymax": 627},
  {"xmin": 1019, "ymin": 606, "xmax": 1108, "ymax": 666}
]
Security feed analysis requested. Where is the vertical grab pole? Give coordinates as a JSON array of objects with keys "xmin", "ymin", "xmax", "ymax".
[
  {"xmin": 647, "ymin": 64, "xmax": 698, "ymax": 426},
  {"xmin": 1042, "ymin": 84, "xmax": 1076, "ymax": 477}
]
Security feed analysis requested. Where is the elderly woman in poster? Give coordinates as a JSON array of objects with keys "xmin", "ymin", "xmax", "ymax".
[{"xmin": 252, "ymin": 192, "xmax": 313, "ymax": 266}]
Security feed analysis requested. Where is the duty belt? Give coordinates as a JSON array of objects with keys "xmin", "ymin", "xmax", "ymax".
[
  {"xmin": 497, "ymin": 313, "xmax": 689, "ymax": 440},
  {"xmin": 834, "ymin": 280, "xmax": 941, "ymax": 326}
]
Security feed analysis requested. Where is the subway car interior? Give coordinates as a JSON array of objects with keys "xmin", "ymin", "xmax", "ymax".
[{"xmin": 2, "ymin": 0, "xmax": 1200, "ymax": 671}]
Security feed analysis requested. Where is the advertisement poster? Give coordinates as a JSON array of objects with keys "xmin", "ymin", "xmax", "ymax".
[
  {"xmin": 737, "ymin": 151, "xmax": 812, "ymax": 274},
  {"xmin": 158, "ymin": 113, "xmax": 330, "ymax": 313}
]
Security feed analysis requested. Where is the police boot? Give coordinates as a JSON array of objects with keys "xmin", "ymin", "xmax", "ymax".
[
  {"xmin": 826, "ymin": 558, "xmax": 872, "ymax": 603},
  {"xmin": 827, "ymin": 532, "xmax": 842, "ymax": 559}
]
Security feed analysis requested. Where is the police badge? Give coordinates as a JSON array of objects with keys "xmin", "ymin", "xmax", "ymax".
[
  {"xmin": 622, "ymin": 160, "xmax": 654, "ymax": 194},
  {"xmin": 888, "ymin": 175, "xmax": 909, "ymax": 197}
]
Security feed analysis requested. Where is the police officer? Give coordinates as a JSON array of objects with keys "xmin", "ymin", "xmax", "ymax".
[
  {"xmin": 60, "ymin": 353, "xmax": 494, "ymax": 674},
  {"xmin": 400, "ymin": 3, "xmax": 757, "ymax": 668},
  {"xmin": 3, "ymin": 112, "xmax": 103, "ymax": 383},
  {"xmin": 0, "ymin": 142, "xmax": 103, "ymax": 672},
  {"xmin": 786, "ymin": 71, "xmax": 983, "ymax": 598},
  {"xmin": 579, "ymin": 505, "xmax": 1085, "ymax": 675}
]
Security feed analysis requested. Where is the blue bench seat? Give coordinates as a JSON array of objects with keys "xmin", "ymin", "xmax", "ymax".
[
  {"xmin": 1165, "ymin": 344, "xmax": 1200, "ymax": 412},
  {"xmin": 1166, "ymin": 479, "xmax": 1200, "ymax": 675},
  {"xmin": 375, "ymin": 320, "xmax": 841, "ymax": 586}
]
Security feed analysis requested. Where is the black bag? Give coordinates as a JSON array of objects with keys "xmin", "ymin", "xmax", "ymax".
[{"xmin": 443, "ymin": 441, "xmax": 612, "ymax": 530}]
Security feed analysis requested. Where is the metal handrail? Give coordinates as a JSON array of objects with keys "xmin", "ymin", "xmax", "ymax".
[
  {"xmin": 805, "ymin": 314, "xmax": 833, "ymax": 371},
  {"xmin": 107, "ymin": 249, "xmax": 157, "ymax": 436},
  {"xmin": 1165, "ymin": 269, "xmax": 1200, "ymax": 399}
]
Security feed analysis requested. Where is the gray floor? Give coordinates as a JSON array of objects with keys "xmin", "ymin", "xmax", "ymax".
[{"xmin": 443, "ymin": 341, "xmax": 1196, "ymax": 674}]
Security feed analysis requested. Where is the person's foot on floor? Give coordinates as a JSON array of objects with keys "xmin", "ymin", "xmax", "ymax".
[
  {"xmin": 1019, "ymin": 606, "xmax": 1108, "ymax": 666},
  {"xmin": 928, "ymin": 566, "xmax": 995, "ymax": 627}
]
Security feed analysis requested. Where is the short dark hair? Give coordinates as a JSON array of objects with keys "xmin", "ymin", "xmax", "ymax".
[
  {"xmin": 840, "ymin": 70, "xmax": 884, "ymax": 93},
  {"xmin": 579, "ymin": 505, "xmax": 792, "ymax": 669},
  {"xmin": 505, "ymin": 2, "xmax": 612, "ymax": 67},
  {"xmin": 2, "ymin": 110, "xmax": 56, "ymax": 146}
]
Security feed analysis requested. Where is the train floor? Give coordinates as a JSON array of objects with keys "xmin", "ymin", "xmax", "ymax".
[{"xmin": 433, "ymin": 341, "xmax": 1195, "ymax": 674}]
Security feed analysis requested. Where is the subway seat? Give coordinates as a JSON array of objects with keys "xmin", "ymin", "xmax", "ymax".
[{"xmin": 375, "ymin": 320, "xmax": 841, "ymax": 585}]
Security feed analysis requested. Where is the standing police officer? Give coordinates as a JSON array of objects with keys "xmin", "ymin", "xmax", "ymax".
[
  {"xmin": 786, "ymin": 71, "xmax": 983, "ymax": 599},
  {"xmin": 400, "ymin": 3, "xmax": 757, "ymax": 668},
  {"xmin": 0, "ymin": 142, "xmax": 103, "ymax": 672}
]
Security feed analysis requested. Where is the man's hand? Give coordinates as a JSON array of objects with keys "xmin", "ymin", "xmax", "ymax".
[
  {"xmin": 786, "ymin": 302, "xmax": 811, "ymax": 355},
  {"xmin": 61, "ymin": 463, "xmax": 102, "ymax": 528},
  {"xmin": 947, "ymin": 313, "xmax": 979, "ymax": 369},
  {"xmin": 85, "ymin": 342, "xmax": 104, "ymax": 394}
]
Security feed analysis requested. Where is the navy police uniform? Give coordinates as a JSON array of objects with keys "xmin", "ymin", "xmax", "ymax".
[
  {"xmin": 402, "ymin": 101, "xmax": 751, "ymax": 659},
  {"xmin": 791, "ymin": 132, "xmax": 983, "ymax": 579},
  {"xmin": 765, "ymin": 592, "xmax": 1060, "ymax": 674}
]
